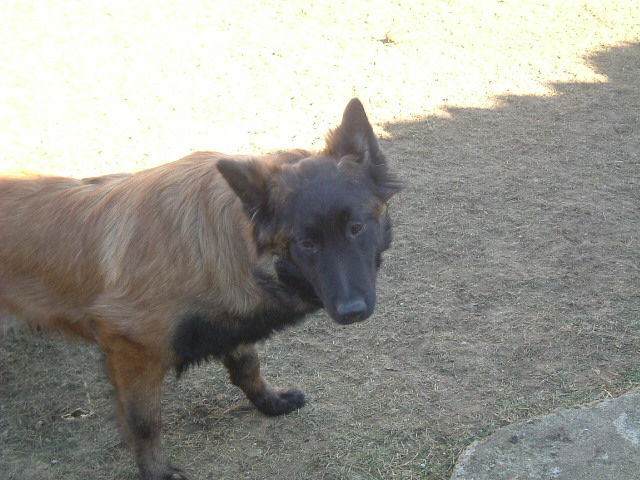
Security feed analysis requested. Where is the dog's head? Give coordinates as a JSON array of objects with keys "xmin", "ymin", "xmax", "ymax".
[{"xmin": 218, "ymin": 98, "xmax": 401, "ymax": 324}]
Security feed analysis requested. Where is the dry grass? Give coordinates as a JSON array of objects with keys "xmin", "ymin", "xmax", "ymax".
[
  {"xmin": 1, "ymin": 1, "xmax": 637, "ymax": 175},
  {"xmin": 1, "ymin": 1, "xmax": 639, "ymax": 479}
]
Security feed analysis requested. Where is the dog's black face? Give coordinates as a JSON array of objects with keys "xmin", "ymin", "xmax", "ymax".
[
  {"xmin": 218, "ymin": 98, "xmax": 401, "ymax": 325},
  {"xmin": 282, "ymin": 157, "xmax": 392, "ymax": 324}
]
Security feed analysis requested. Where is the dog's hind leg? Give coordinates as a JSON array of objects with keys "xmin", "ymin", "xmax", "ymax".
[
  {"xmin": 100, "ymin": 332, "xmax": 187, "ymax": 480},
  {"xmin": 222, "ymin": 343, "xmax": 306, "ymax": 416}
]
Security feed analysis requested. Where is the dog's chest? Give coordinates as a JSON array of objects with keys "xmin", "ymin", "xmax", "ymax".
[{"xmin": 172, "ymin": 308, "xmax": 305, "ymax": 374}]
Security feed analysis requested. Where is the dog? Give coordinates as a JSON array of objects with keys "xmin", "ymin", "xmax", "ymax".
[{"xmin": 0, "ymin": 98, "xmax": 401, "ymax": 479}]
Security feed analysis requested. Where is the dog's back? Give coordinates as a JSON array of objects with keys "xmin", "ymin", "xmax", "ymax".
[
  {"xmin": 0, "ymin": 154, "xmax": 262, "ymax": 341},
  {"xmin": 0, "ymin": 175, "xmax": 101, "ymax": 333}
]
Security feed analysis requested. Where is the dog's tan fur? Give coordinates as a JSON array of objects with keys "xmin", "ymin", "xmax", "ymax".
[
  {"xmin": 0, "ymin": 150, "xmax": 316, "ymax": 479},
  {"xmin": 1, "ymin": 152, "xmax": 298, "ymax": 343}
]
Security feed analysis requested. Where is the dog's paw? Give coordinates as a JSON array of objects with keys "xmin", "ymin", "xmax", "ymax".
[
  {"xmin": 253, "ymin": 388, "xmax": 307, "ymax": 416},
  {"xmin": 142, "ymin": 463, "xmax": 189, "ymax": 480},
  {"xmin": 160, "ymin": 465, "xmax": 189, "ymax": 480}
]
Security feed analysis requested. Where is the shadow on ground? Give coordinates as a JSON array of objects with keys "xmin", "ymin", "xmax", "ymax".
[
  {"xmin": 1, "ymin": 43, "xmax": 638, "ymax": 480},
  {"xmin": 376, "ymin": 40, "xmax": 639, "ymax": 476}
]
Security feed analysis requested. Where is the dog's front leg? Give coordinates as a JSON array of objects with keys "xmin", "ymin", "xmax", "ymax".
[
  {"xmin": 101, "ymin": 334, "xmax": 187, "ymax": 480},
  {"xmin": 222, "ymin": 343, "xmax": 306, "ymax": 416}
]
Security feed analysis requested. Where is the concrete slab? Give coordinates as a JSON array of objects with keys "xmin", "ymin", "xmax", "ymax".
[{"xmin": 451, "ymin": 388, "xmax": 640, "ymax": 480}]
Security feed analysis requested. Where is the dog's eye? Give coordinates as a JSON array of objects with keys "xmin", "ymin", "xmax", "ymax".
[
  {"xmin": 350, "ymin": 223, "xmax": 364, "ymax": 236},
  {"xmin": 300, "ymin": 240, "xmax": 316, "ymax": 251}
]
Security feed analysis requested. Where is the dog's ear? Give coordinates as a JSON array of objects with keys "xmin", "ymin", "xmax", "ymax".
[
  {"xmin": 327, "ymin": 98, "xmax": 402, "ymax": 201},
  {"xmin": 218, "ymin": 158, "xmax": 282, "ymax": 253},
  {"xmin": 327, "ymin": 98, "xmax": 378, "ymax": 160},
  {"xmin": 217, "ymin": 158, "xmax": 272, "ymax": 216}
]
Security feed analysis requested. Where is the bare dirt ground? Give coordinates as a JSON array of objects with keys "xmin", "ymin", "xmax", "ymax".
[{"xmin": 1, "ymin": 2, "xmax": 638, "ymax": 479}]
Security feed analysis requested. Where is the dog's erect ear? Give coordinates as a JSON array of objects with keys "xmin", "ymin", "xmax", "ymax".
[
  {"xmin": 218, "ymin": 158, "xmax": 282, "ymax": 252},
  {"xmin": 327, "ymin": 98, "xmax": 402, "ymax": 201},
  {"xmin": 217, "ymin": 158, "xmax": 271, "ymax": 216},
  {"xmin": 327, "ymin": 98, "xmax": 378, "ymax": 160}
]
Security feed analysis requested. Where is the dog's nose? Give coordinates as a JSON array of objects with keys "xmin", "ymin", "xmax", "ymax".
[{"xmin": 336, "ymin": 298, "xmax": 368, "ymax": 324}]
